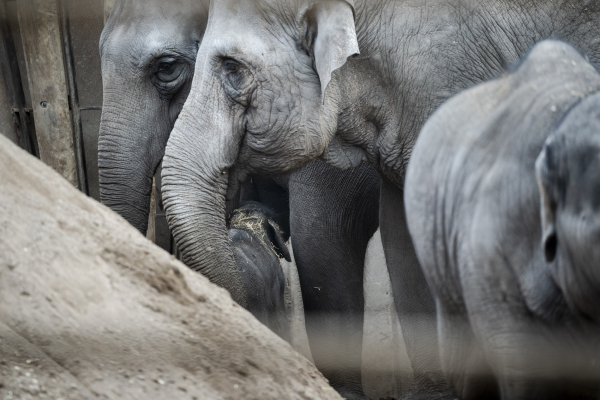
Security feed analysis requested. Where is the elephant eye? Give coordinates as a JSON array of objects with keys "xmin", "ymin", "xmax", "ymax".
[
  {"xmin": 157, "ymin": 62, "xmax": 174, "ymax": 74},
  {"xmin": 222, "ymin": 59, "xmax": 247, "ymax": 90},
  {"xmin": 220, "ymin": 58, "xmax": 253, "ymax": 105},
  {"xmin": 223, "ymin": 59, "xmax": 240, "ymax": 74},
  {"xmin": 154, "ymin": 58, "xmax": 185, "ymax": 83}
]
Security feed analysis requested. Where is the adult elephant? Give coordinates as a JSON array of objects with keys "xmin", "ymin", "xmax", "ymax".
[
  {"xmin": 98, "ymin": 0, "xmax": 381, "ymax": 397},
  {"xmin": 162, "ymin": 0, "xmax": 600, "ymax": 398},
  {"xmin": 405, "ymin": 40, "xmax": 600, "ymax": 399}
]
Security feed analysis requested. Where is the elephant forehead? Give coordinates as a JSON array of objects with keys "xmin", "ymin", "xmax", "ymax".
[
  {"xmin": 204, "ymin": 24, "xmax": 279, "ymax": 61},
  {"xmin": 212, "ymin": 0, "xmax": 319, "ymax": 15},
  {"xmin": 102, "ymin": 0, "xmax": 207, "ymax": 60},
  {"xmin": 103, "ymin": 22, "xmax": 201, "ymax": 70},
  {"xmin": 119, "ymin": 0, "xmax": 206, "ymax": 19},
  {"xmin": 207, "ymin": 0, "xmax": 295, "ymax": 53},
  {"xmin": 212, "ymin": 0, "xmax": 287, "ymax": 17}
]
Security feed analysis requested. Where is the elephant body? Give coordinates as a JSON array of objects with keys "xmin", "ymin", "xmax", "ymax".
[
  {"xmin": 99, "ymin": 1, "xmax": 381, "ymax": 396},
  {"xmin": 405, "ymin": 40, "xmax": 600, "ymax": 399},
  {"xmin": 163, "ymin": 0, "xmax": 600, "ymax": 398}
]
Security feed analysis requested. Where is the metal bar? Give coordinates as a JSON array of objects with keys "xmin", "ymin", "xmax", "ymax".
[
  {"xmin": 12, "ymin": 107, "xmax": 32, "ymax": 113},
  {"xmin": 59, "ymin": 0, "xmax": 88, "ymax": 195},
  {"xmin": 0, "ymin": 0, "xmax": 35, "ymax": 154},
  {"xmin": 79, "ymin": 106, "xmax": 102, "ymax": 111}
]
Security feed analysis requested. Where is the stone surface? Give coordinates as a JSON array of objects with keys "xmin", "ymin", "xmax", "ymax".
[{"xmin": 0, "ymin": 134, "xmax": 341, "ymax": 400}]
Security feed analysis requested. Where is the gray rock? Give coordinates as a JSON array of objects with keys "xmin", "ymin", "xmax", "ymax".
[{"xmin": 0, "ymin": 134, "xmax": 341, "ymax": 400}]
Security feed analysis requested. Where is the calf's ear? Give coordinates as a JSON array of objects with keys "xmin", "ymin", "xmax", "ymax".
[
  {"xmin": 536, "ymin": 142, "xmax": 559, "ymax": 263},
  {"xmin": 304, "ymin": 0, "xmax": 359, "ymax": 102},
  {"xmin": 266, "ymin": 220, "xmax": 292, "ymax": 262}
]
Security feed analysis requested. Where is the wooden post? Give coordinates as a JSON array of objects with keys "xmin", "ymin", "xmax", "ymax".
[
  {"xmin": 17, "ymin": 0, "xmax": 77, "ymax": 187},
  {"xmin": 60, "ymin": 0, "xmax": 89, "ymax": 194}
]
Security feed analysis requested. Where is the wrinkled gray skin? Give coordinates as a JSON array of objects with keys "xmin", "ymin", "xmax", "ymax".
[
  {"xmin": 228, "ymin": 201, "xmax": 291, "ymax": 342},
  {"xmin": 98, "ymin": 0, "xmax": 295, "ymax": 332},
  {"xmin": 405, "ymin": 40, "xmax": 600, "ymax": 400},
  {"xmin": 98, "ymin": 0, "xmax": 208, "ymax": 232},
  {"xmin": 162, "ymin": 0, "xmax": 600, "ymax": 398},
  {"xmin": 98, "ymin": 1, "xmax": 381, "ymax": 396}
]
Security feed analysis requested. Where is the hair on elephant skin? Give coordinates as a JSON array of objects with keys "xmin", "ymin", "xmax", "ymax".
[
  {"xmin": 162, "ymin": 0, "xmax": 600, "ymax": 398},
  {"xmin": 99, "ymin": 1, "xmax": 382, "ymax": 397},
  {"xmin": 228, "ymin": 201, "xmax": 291, "ymax": 342},
  {"xmin": 405, "ymin": 40, "xmax": 600, "ymax": 400}
]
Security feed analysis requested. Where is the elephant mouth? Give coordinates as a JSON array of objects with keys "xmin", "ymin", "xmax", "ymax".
[{"xmin": 226, "ymin": 165, "xmax": 249, "ymax": 201}]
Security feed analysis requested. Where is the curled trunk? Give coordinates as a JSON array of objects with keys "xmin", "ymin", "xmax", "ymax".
[{"xmin": 162, "ymin": 60, "xmax": 247, "ymax": 306}]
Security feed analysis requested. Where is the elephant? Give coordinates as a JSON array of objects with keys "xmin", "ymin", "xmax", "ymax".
[
  {"xmin": 161, "ymin": 0, "xmax": 600, "ymax": 398},
  {"xmin": 405, "ymin": 40, "xmax": 600, "ymax": 399},
  {"xmin": 98, "ymin": 0, "xmax": 381, "ymax": 396},
  {"xmin": 98, "ymin": 0, "xmax": 209, "ymax": 232},
  {"xmin": 228, "ymin": 201, "xmax": 291, "ymax": 341}
]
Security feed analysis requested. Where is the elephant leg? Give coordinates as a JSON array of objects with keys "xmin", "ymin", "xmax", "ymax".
[
  {"xmin": 379, "ymin": 178, "xmax": 451, "ymax": 399},
  {"xmin": 436, "ymin": 300, "xmax": 498, "ymax": 400},
  {"xmin": 289, "ymin": 160, "xmax": 380, "ymax": 400}
]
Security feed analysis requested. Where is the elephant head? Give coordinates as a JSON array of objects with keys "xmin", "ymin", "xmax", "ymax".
[
  {"xmin": 162, "ymin": 0, "xmax": 361, "ymax": 304},
  {"xmin": 98, "ymin": 0, "xmax": 209, "ymax": 233},
  {"xmin": 536, "ymin": 91, "xmax": 600, "ymax": 321}
]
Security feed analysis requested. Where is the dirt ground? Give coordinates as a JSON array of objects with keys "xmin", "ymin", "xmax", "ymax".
[{"xmin": 0, "ymin": 134, "xmax": 341, "ymax": 400}]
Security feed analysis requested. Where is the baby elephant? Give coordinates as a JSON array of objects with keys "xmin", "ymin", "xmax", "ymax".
[
  {"xmin": 405, "ymin": 40, "xmax": 600, "ymax": 400},
  {"xmin": 228, "ymin": 202, "xmax": 292, "ymax": 342}
]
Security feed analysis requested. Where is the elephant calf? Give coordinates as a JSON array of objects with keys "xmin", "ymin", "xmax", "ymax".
[
  {"xmin": 228, "ymin": 202, "xmax": 292, "ymax": 342},
  {"xmin": 405, "ymin": 40, "xmax": 600, "ymax": 400}
]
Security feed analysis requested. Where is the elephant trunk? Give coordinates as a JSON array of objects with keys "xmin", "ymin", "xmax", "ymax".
[
  {"xmin": 98, "ymin": 96, "xmax": 161, "ymax": 235},
  {"xmin": 162, "ymin": 64, "xmax": 247, "ymax": 307}
]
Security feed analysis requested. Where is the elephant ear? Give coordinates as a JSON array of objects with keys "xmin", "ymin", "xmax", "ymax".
[
  {"xmin": 535, "ymin": 140, "xmax": 560, "ymax": 263},
  {"xmin": 307, "ymin": 0, "xmax": 359, "ymax": 102}
]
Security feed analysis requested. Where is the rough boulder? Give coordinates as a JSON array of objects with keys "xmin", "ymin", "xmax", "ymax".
[{"xmin": 0, "ymin": 134, "xmax": 340, "ymax": 400}]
